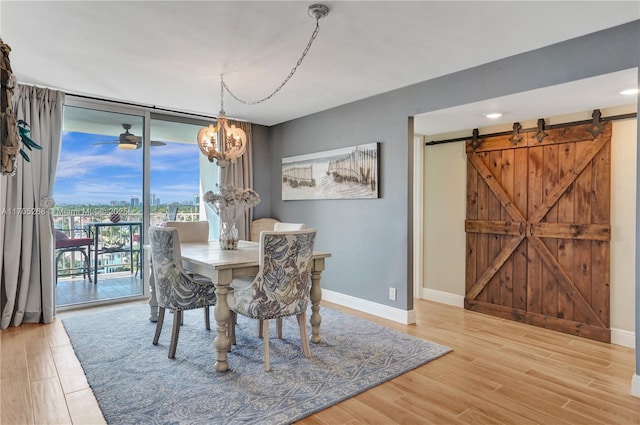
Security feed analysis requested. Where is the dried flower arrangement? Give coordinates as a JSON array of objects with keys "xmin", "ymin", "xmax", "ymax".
[{"xmin": 204, "ymin": 185, "xmax": 261, "ymax": 223}]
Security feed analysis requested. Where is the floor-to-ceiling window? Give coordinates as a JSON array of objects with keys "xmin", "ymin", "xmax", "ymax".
[
  {"xmin": 149, "ymin": 115, "xmax": 219, "ymax": 239},
  {"xmin": 53, "ymin": 99, "xmax": 217, "ymax": 309}
]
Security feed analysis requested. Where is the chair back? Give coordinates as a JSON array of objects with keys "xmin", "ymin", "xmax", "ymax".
[
  {"xmin": 236, "ymin": 229, "xmax": 316, "ymax": 319},
  {"xmin": 250, "ymin": 217, "xmax": 281, "ymax": 242},
  {"xmin": 166, "ymin": 205, "xmax": 179, "ymax": 221},
  {"xmin": 148, "ymin": 226, "xmax": 216, "ymax": 310},
  {"xmin": 165, "ymin": 221, "xmax": 209, "ymax": 242},
  {"xmin": 273, "ymin": 222, "xmax": 306, "ymax": 231}
]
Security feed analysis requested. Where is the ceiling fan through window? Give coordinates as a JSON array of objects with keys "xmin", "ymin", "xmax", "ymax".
[{"xmin": 92, "ymin": 124, "xmax": 166, "ymax": 150}]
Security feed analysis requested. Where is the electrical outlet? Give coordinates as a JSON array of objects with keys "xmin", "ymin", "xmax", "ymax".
[{"xmin": 389, "ymin": 287, "xmax": 397, "ymax": 301}]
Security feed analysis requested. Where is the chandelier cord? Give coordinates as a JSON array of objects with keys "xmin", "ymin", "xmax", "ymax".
[
  {"xmin": 219, "ymin": 77, "xmax": 226, "ymax": 115},
  {"xmin": 220, "ymin": 17, "xmax": 322, "ymax": 106}
]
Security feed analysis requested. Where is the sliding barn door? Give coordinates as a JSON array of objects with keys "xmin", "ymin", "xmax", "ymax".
[{"xmin": 465, "ymin": 121, "xmax": 611, "ymax": 343}]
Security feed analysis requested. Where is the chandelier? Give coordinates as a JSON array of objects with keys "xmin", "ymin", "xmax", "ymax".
[
  {"xmin": 197, "ymin": 4, "xmax": 329, "ymax": 167},
  {"xmin": 197, "ymin": 81, "xmax": 248, "ymax": 168}
]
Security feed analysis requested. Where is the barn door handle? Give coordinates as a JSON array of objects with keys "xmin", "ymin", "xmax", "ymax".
[
  {"xmin": 519, "ymin": 223, "xmax": 524, "ymax": 235},
  {"xmin": 529, "ymin": 223, "xmax": 534, "ymax": 236}
]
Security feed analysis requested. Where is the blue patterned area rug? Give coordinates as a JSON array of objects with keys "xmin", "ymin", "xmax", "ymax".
[{"xmin": 62, "ymin": 304, "xmax": 451, "ymax": 424}]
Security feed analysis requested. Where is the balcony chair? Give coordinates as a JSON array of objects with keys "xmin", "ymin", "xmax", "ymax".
[
  {"xmin": 148, "ymin": 226, "xmax": 217, "ymax": 359},
  {"xmin": 227, "ymin": 228, "xmax": 317, "ymax": 371},
  {"xmin": 166, "ymin": 205, "xmax": 179, "ymax": 221},
  {"xmin": 54, "ymin": 229, "xmax": 93, "ymax": 284}
]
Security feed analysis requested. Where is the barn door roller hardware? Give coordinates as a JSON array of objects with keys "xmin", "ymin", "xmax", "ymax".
[
  {"xmin": 534, "ymin": 118, "xmax": 548, "ymax": 143},
  {"xmin": 427, "ymin": 109, "xmax": 636, "ymax": 147},
  {"xmin": 586, "ymin": 109, "xmax": 604, "ymax": 138},
  {"xmin": 509, "ymin": 122, "xmax": 522, "ymax": 145},
  {"xmin": 470, "ymin": 128, "xmax": 481, "ymax": 150}
]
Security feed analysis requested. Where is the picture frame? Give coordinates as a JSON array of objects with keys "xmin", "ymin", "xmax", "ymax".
[{"xmin": 281, "ymin": 142, "xmax": 379, "ymax": 200}]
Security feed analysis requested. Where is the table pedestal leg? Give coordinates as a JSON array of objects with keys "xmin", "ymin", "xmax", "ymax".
[
  {"xmin": 213, "ymin": 271, "xmax": 232, "ymax": 372},
  {"xmin": 310, "ymin": 258, "xmax": 325, "ymax": 344}
]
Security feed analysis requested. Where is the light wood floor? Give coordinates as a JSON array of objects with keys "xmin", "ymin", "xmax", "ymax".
[{"xmin": 1, "ymin": 299, "xmax": 639, "ymax": 424}]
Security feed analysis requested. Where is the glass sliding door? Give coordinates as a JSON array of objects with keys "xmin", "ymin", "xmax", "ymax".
[
  {"xmin": 53, "ymin": 104, "xmax": 146, "ymax": 308},
  {"xmin": 53, "ymin": 100, "xmax": 219, "ymax": 310}
]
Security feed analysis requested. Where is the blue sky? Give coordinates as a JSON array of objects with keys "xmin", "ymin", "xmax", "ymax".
[{"xmin": 53, "ymin": 132, "xmax": 201, "ymax": 205}]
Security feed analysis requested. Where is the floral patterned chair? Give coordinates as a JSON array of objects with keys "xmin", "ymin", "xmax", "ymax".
[
  {"xmin": 228, "ymin": 228, "xmax": 317, "ymax": 371},
  {"xmin": 148, "ymin": 226, "xmax": 217, "ymax": 359},
  {"xmin": 165, "ymin": 220, "xmax": 210, "ymax": 276},
  {"xmin": 259, "ymin": 222, "xmax": 306, "ymax": 337}
]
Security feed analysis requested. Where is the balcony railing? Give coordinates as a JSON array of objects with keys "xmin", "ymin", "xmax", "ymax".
[{"xmin": 53, "ymin": 208, "xmax": 201, "ymax": 280}]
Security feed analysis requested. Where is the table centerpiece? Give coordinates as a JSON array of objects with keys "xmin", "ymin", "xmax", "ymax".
[{"xmin": 204, "ymin": 185, "xmax": 260, "ymax": 249}]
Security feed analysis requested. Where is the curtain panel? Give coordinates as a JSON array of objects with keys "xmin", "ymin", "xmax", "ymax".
[
  {"xmin": 220, "ymin": 120, "xmax": 254, "ymax": 240},
  {"xmin": 1, "ymin": 85, "xmax": 64, "ymax": 329}
]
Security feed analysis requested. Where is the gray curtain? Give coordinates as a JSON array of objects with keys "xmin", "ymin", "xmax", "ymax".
[
  {"xmin": 220, "ymin": 121, "xmax": 254, "ymax": 240},
  {"xmin": 1, "ymin": 85, "xmax": 64, "ymax": 329}
]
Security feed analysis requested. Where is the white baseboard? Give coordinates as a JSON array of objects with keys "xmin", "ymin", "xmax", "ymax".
[
  {"xmin": 632, "ymin": 374, "xmax": 640, "ymax": 398},
  {"xmin": 420, "ymin": 288, "xmax": 636, "ymax": 348},
  {"xmin": 422, "ymin": 288, "xmax": 465, "ymax": 307},
  {"xmin": 611, "ymin": 328, "xmax": 635, "ymax": 348},
  {"xmin": 321, "ymin": 289, "xmax": 416, "ymax": 325}
]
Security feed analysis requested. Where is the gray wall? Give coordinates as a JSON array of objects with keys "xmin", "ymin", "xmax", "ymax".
[
  {"xmin": 270, "ymin": 100, "xmax": 414, "ymax": 308},
  {"xmin": 262, "ymin": 21, "xmax": 640, "ymax": 312}
]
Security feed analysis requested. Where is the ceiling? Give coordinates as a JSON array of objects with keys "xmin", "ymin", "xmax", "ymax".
[
  {"xmin": 1, "ymin": 1, "xmax": 638, "ymax": 133},
  {"xmin": 418, "ymin": 68, "xmax": 638, "ymax": 137}
]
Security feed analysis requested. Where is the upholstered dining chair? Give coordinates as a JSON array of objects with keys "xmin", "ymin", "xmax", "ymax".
[
  {"xmin": 165, "ymin": 221, "xmax": 209, "ymax": 243},
  {"xmin": 273, "ymin": 222, "xmax": 306, "ymax": 231},
  {"xmin": 258, "ymin": 222, "xmax": 306, "ymax": 337},
  {"xmin": 165, "ymin": 221, "xmax": 210, "ymax": 283},
  {"xmin": 227, "ymin": 228, "xmax": 317, "ymax": 371},
  {"xmin": 250, "ymin": 217, "xmax": 281, "ymax": 242},
  {"xmin": 148, "ymin": 226, "xmax": 217, "ymax": 359}
]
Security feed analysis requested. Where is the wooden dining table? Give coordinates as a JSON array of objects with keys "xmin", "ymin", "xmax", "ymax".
[{"xmin": 147, "ymin": 239, "xmax": 331, "ymax": 372}]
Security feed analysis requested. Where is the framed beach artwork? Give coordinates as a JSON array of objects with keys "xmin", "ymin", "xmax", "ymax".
[{"xmin": 282, "ymin": 142, "xmax": 379, "ymax": 200}]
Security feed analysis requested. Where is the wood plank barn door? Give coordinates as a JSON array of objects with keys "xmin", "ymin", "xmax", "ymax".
[{"xmin": 465, "ymin": 121, "xmax": 611, "ymax": 342}]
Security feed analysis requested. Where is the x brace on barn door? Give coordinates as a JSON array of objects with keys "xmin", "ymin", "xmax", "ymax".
[{"xmin": 464, "ymin": 120, "xmax": 612, "ymax": 340}]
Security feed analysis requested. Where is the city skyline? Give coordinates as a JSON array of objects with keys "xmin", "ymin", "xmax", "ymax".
[
  {"xmin": 53, "ymin": 131, "xmax": 202, "ymax": 206},
  {"xmin": 53, "ymin": 194, "xmax": 200, "ymax": 207}
]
